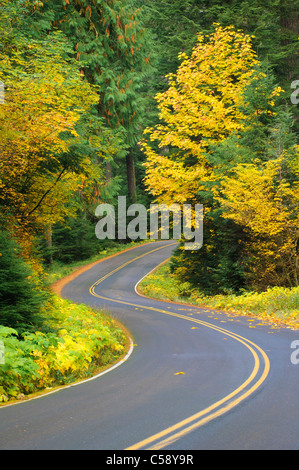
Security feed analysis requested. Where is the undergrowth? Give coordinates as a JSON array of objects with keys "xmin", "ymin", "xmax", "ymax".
[
  {"xmin": 0, "ymin": 296, "xmax": 127, "ymax": 403},
  {"xmin": 0, "ymin": 240, "xmax": 151, "ymax": 403},
  {"xmin": 138, "ymin": 263, "xmax": 299, "ymax": 329}
]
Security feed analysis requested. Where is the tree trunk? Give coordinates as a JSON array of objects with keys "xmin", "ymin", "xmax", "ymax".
[
  {"xmin": 280, "ymin": 2, "xmax": 299, "ymax": 80},
  {"xmin": 126, "ymin": 149, "xmax": 137, "ymax": 203}
]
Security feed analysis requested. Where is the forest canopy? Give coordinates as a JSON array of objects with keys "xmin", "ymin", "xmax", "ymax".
[{"xmin": 0, "ymin": 0, "xmax": 298, "ymax": 333}]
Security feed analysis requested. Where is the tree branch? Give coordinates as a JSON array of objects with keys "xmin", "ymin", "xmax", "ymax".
[{"xmin": 24, "ymin": 168, "xmax": 66, "ymax": 219}]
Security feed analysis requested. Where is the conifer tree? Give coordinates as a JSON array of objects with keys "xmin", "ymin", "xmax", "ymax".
[
  {"xmin": 0, "ymin": 231, "xmax": 49, "ymax": 333},
  {"xmin": 36, "ymin": 0, "xmax": 152, "ymax": 203}
]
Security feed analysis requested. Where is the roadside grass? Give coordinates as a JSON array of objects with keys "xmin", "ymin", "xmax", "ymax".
[
  {"xmin": 0, "ymin": 241, "xmax": 151, "ymax": 404},
  {"xmin": 138, "ymin": 263, "xmax": 299, "ymax": 330}
]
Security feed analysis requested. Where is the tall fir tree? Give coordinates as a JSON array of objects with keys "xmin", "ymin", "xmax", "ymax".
[{"xmin": 34, "ymin": 0, "xmax": 152, "ymax": 203}]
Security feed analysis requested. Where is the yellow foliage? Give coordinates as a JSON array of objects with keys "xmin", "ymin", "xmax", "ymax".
[
  {"xmin": 141, "ymin": 25, "xmax": 274, "ymax": 203},
  {"xmin": 217, "ymin": 159, "xmax": 299, "ymax": 235},
  {"xmin": 0, "ymin": 33, "xmax": 99, "ymax": 248},
  {"xmin": 217, "ymin": 157, "xmax": 299, "ymax": 287}
]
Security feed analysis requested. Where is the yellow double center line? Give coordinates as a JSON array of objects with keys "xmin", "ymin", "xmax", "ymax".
[{"xmin": 89, "ymin": 242, "xmax": 270, "ymax": 450}]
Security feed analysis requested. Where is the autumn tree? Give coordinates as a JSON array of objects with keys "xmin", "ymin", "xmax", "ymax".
[
  {"xmin": 142, "ymin": 25, "xmax": 291, "ymax": 293},
  {"xmin": 139, "ymin": 0, "xmax": 299, "ymax": 135},
  {"xmin": 142, "ymin": 25, "xmax": 279, "ymax": 204},
  {"xmin": 0, "ymin": 7, "xmax": 103, "ymax": 258},
  {"xmin": 0, "ymin": 0, "xmax": 122, "ymax": 332},
  {"xmin": 217, "ymin": 111, "xmax": 299, "ymax": 289}
]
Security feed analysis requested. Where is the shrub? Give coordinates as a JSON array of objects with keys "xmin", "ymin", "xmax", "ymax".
[{"xmin": 0, "ymin": 297, "xmax": 127, "ymax": 402}]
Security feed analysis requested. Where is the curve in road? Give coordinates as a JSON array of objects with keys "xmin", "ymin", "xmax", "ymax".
[
  {"xmin": 88, "ymin": 242, "xmax": 270, "ymax": 450},
  {"xmin": 0, "ymin": 240, "xmax": 298, "ymax": 450}
]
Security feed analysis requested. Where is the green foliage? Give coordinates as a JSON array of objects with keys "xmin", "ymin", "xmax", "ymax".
[
  {"xmin": 140, "ymin": 0, "xmax": 205, "ymax": 87},
  {"xmin": 0, "ymin": 326, "xmax": 42, "ymax": 401},
  {"xmin": 0, "ymin": 4, "xmax": 107, "ymax": 251},
  {"xmin": 0, "ymin": 231, "xmax": 50, "ymax": 333},
  {"xmin": 0, "ymin": 0, "xmax": 298, "ymax": 332},
  {"xmin": 45, "ymin": 239, "xmax": 149, "ymax": 286},
  {"xmin": 0, "ymin": 297, "xmax": 127, "ymax": 402},
  {"xmin": 170, "ymin": 204, "xmax": 247, "ymax": 295},
  {"xmin": 143, "ymin": 25, "xmax": 296, "ymax": 294},
  {"xmin": 50, "ymin": 215, "xmax": 101, "ymax": 264},
  {"xmin": 35, "ymin": 0, "xmax": 152, "ymax": 189},
  {"xmin": 205, "ymin": 286, "xmax": 299, "ymax": 323}
]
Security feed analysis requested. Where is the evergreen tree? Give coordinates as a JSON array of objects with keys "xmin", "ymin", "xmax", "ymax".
[
  {"xmin": 0, "ymin": 231, "xmax": 49, "ymax": 333},
  {"xmin": 170, "ymin": 195, "xmax": 248, "ymax": 295},
  {"xmin": 50, "ymin": 215, "xmax": 101, "ymax": 263},
  {"xmin": 34, "ymin": 0, "xmax": 152, "ymax": 203}
]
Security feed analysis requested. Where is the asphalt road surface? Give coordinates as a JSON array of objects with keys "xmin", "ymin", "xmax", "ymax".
[{"xmin": 0, "ymin": 241, "xmax": 298, "ymax": 450}]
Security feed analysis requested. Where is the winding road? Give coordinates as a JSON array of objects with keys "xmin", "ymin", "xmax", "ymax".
[{"xmin": 0, "ymin": 241, "xmax": 298, "ymax": 450}]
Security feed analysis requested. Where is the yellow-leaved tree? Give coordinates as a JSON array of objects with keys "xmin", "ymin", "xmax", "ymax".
[
  {"xmin": 141, "ymin": 24, "xmax": 298, "ymax": 293},
  {"xmin": 0, "ymin": 31, "xmax": 101, "ymax": 258},
  {"xmin": 141, "ymin": 25, "xmax": 281, "ymax": 205},
  {"xmin": 217, "ymin": 152, "xmax": 299, "ymax": 289}
]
